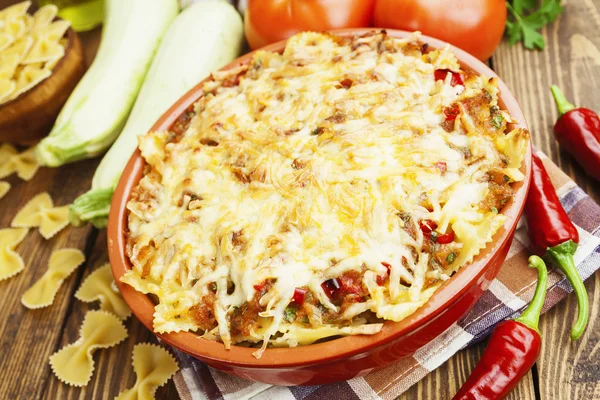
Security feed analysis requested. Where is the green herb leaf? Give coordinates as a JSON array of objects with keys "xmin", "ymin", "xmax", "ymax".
[
  {"xmin": 491, "ymin": 207, "xmax": 499, "ymax": 214},
  {"xmin": 284, "ymin": 306, "xmax": 297, "ymax": 323},
  {"xmin": 446, "ymin": 252, "xmax": 456, "ymax": 264},
  {"xmin": 492, "ymin": 113, "xmax": 504, "ymax": 129},
  {"xmin": 506, "ymin": 0, "xmax": 563, "ymax": 50}
]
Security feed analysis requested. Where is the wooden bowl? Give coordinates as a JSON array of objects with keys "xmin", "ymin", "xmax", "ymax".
[
  {"xmin": 108, "ymin": 29, "xmax": 532, "ymax": 386},
  {"xmin": 0, "ymin": 27, "xmax": 85, "ymax": 145}
]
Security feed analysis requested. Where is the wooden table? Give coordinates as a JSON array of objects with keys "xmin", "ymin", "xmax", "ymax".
[{"xmin": 1, "ymin": 1, "xmax": 599, "ymax": 399}]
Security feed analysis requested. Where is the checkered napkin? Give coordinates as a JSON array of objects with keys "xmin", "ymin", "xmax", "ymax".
[{"xmin": 170, "ymin": 151, "xmax": 600, "ymax": 400}]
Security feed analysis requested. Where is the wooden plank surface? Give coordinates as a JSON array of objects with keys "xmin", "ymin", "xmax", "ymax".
[{"xmin": 0, "ymin": 0, "xmax": 599, "ymax": 399}]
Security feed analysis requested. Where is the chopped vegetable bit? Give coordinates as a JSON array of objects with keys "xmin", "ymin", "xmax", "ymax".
[
  {"xmin": 284, "ymin": 306, "xmax": 297, "ymax": 323},
  {"xmin": 492, "ymin": 113, "xmax": 504, "ymax": 129},
  {"xmin": 292, "ymin": 287, "xmax": 307, "ymax": 305},
  {"xmin": 419, "ymin": 219, "xmax": 438, "ymax": 234},
  {"xmin": 443, "ymin": 104, "xmax": 460, "ymax": 121},
  {"xmin": 434, "ymin": 69, "xmax": 464, "ymax": 86},
  {"xmin": 446, "ymin": 252, "xmax": 456, "ymax": 264},
  {"xmin": 321, "ymin": 278, "xmax": 341, "ymax": 298}
]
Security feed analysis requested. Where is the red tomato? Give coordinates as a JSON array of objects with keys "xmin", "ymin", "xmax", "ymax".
[
  {"xmin": 373, "ymin": 0, "xmax": 507, "ymax": 61},
  {"xmin": 244, "ymin": 0, "xmax": 376, "ymax": 50}
]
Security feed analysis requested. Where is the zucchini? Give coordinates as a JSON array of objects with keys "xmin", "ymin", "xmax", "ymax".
[
  {"xmin": 36, "ymin": 0, "xmax": 179, "ymax": 166},
  {"xmin": 70, "ymin": 0, "xmax": 245, "ymax": 228}
]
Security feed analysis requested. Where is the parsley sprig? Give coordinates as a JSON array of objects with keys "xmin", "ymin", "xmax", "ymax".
[{"xmin": 506, "ymin": 0, "xmax": 563, "ymax": 50}]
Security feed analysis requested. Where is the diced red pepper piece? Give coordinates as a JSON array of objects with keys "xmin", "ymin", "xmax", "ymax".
[
  {"xmin": 434, "ymin": 69, "xmax": 464, "ymax": 87},
  {"xmin": 419, "ymin": 219, "xmax": 438, "ymax": 234},
  {"xmin": 435, "ymin": 161, "xmax": 447, "ymax": 174},
  {"xmin": 339, "ymin": 273, "xmax": 364, "ymax": 296},
  {"xmin": 321, "ymin": 278, "xmax": 341, "ymax": 298},
  {"xmin": 292, "ymin": 287, "xmax": 307, "ymax": 305},
  {"xmin": 253, "ymin": 280, "xmax": 267, "ymax": 292},
  {"xmin": 436, "ymin": 231, "xmax": 455, "ymax": 244},
  {"xmin": 443, "ymin": 104, "xmax": 460, "ymax": 121},
  {"xmin": 377, "ymin": 262, "xmax": 392, "ymax": 286}
]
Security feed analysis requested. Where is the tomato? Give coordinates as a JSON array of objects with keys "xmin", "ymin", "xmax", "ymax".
[
  {"xmin": 373, "ymin": 0, "xmax": 507, "ymax": 61},
  {"xmin": 244, "ymin": 0, "xmax": 376, "ymax": 50}
]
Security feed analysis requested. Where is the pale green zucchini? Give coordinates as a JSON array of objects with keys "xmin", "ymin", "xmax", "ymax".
[
  {"xmin": 36, "ymin": 0, "xmax": 179, "ymax": 167},
  {"xmin": 69, "ymin": 0, "xmax": 245, "ymax": 228}
]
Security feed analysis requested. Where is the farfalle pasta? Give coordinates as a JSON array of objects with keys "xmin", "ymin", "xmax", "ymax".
[
  {"xmin": 0, "ymin": 144, "xmax": 40, "ymax": 181},
  {"xmin": 21, "ymin": 248, "xmax": 85, "ymax": 309},
  {"xmin": 49, "ymin": 310, "xmax": 128, "ymax": 386},
  {"xmin": 0, "ymin": 227, "xmax": 28, "ymax": 280},
  {"xmin": 0, "ymin": 181, "xmax": 10, "ymax": 199},
  {"xmin": 11, "ymin": 192, "xmax": 69, "ymax": 239},
  {"xmin": 115, "ymin": 343, "xmax": 179, "ymax": 400},
  {"xmin": 75, "ymin": 263, "xmax": 131, "ymax": 320}
]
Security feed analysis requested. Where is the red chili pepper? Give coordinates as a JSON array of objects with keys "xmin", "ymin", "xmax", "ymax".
[
  {"xmin": 253, "ymin": 280, "xmax": 267, "ymax": 292},
  {"xmin": 443, "ymin": 104, "xmax": 460, "ymax": 121},
  {"xmin": 434, "ymin": 69, "xmax": 464, "ymax": 87},
  {"xmin": 453, "ymin": 256, "xmax": 548, "ymax": 400},
  {"xmin": 551, "ymin": 85, "xmax": 600, "ymax": 181},
  {"xmin": 321, "ymin": 278, "xmax": 341, "ymax": 299},
  {"xmin": 292, "ymin": 287, "xmax": 307, "ymax": 305},
  {"xmin": 524, "ymin": 153, "xmax": 589, "ymax": 340}
]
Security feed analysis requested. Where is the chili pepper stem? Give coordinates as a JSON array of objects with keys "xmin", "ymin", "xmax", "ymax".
[
  {"xmin": 515, "ymin": 256, "xmax": 548, "ymax": 333},
  {"xmin": 550, "ymin": 85, "xmax": 576, "ymax": 116},
  {"xmin": 546, "ymin": 240, "xmax": 589, "ymax": 340}
]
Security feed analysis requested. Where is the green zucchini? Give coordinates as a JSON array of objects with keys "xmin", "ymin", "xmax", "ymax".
[
  {"xmin": 70, "ymin": 0, "xmax": 245, "ymax": 228},
  {"xmin": 36, "ymin": 0, "xmax": 179, "ymax": 167}
]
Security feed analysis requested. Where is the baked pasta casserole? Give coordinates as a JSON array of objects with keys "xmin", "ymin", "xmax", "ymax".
[{"xmin": 123, "ymin": 31, "xmax": 529, "ymax": 358}]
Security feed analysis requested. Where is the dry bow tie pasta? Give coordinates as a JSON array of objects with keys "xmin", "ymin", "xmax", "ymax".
[
  {"xmin": 49, "ymin": 310, "xmax": 128, "ymax": 387},
  {"xmin": 115, "ymin": 343, "xmax": 179, "ymax": 400},
  {"xmin": 75, "ymin": 263, "xmax": 132, "ymax": 320},
  {"xmin": 0, "ymin": 1, "xmax": 70, "ymax": 104},
  {"xmin": 0, "ymin": 143, "xmax": 40, "ymax": 181},
  {"xmin": 0, "ymin": 181, "xmax": 10, "ymax": 199},
  {"xmin": 11, "ymin": 192, "xmax": 69, "ymax": 239},
  {"xmin": 0, "ymin": 227, "xmax": 27, "ymax": 280},
  {"xmin": 21, "ymin": 248, "xmax": 85, "ymax": 309}
]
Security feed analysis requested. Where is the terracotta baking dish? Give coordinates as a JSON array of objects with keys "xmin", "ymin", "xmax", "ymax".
[{"xmin": 108, "ymin": 29, "xmax": 531, "ymax": 386}]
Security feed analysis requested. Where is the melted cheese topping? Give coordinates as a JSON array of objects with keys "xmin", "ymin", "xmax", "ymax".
[{"xmin": 124, "ymin": 31, "xmax": 529, "ymax": 358}]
